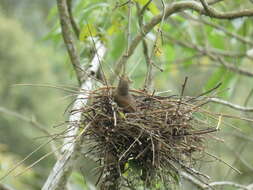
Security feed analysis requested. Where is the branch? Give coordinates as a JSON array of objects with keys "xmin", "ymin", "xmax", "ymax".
[
  {"xmin": 181, "ymin": 12, "xmax": 253, "ymax": 46},
  {"xmin": 180, "ymin": 171, "xmax": 208, "ymax": 189},
  {"xmin": 165, "ymin": 34, "xmax": 246, "ymax": 58},
  {"xmin": 57, "ymin": 0, "xmax": 83, "ymax": 85},
  {"xmin": 66, "ymin": 0, "xmax": 80, "ymax": 38},
  {"xmin": 0, "ymin": 107, "xmax": 59, "ymax": 158},
  {"xmin": 42, "ymin": 0, "xmax": 107, "ymax": 189},
  {"xmin": 208, "ymin": 98, "xmax": 253, "ymax": 112},
  {"xmin": 0, "ymin": 183, "xmax": 16, "ymax": 190},
  {"xmin": 247, "ymin": 183, "xmax": 253, "ymax": 189},
  {"xmin": 216, "ymin": 57, "xmax": 253, "ymax": 77},
  {"xmin": 136, "ymin": 1, "xmax": 153, "ymax": 90},
  {"xmin": 207, "ymin": 0, "xmax": 224, "ymax": 5},
  {"xmin": 164, "ymin": 34, "xmax": 253, "ymax": 77},
  {"xmin": 111, "ymin": 0, "xmax": 253, "ymax": 83},
  {"xmin": 42, "ymin": 40, "xmax": 106, "ymax": 190},
  {"xmin": 181, "ymin": 172, "xmax": 251, "ymax": 190},
  {"xmin": 208, "ymin": 181, "xmax": 250, "ymax": 190}
]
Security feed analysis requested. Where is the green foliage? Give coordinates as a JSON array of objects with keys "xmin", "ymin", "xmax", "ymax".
[
  {"xmin": 0, "ymin": 10, "xmax": 69, "ymax": 189},
  {"xmin": 1, "ymin": 0, "xmax": 253, "ymax": 189}
]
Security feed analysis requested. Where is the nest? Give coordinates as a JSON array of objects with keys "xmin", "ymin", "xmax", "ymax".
[{"xmin": 81, "ymin": 87, "xmax": 217, "ymax": 190}]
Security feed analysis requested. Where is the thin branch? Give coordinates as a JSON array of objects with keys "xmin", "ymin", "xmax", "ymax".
[
  {"xmin": 180, "ymin": 171, "xmax": 208, "ymax": 189},
  {"xmin": 247, "ymin": 183, "xmax": 253, "ymax": 189},
  {"xmin": 199, "ymin": 0, "xmax": 213, "ymax": 16},
  {"xmin": 0, "ymin": 107, "xmax": 59, "ymax": 158},
  {"xmin": 124, "ymin": 0, "xmax": 132, "ymax": 74},
  {"xmin": 216, "ymin": 56, "xmax": 253, "ymax": 77},
  {"xmin": 0, "ymin": 183, "xmax": 16, "ymax": 190},
  {"xmin": 208, "ymin": 181, "xmax": 250, "ymax": 190},
  {"xmin": 43, "ymin": 1, "xmax": 106, "ymax": 189},
  {"xmin": 111, "ymin": 0, "xmax": 253, "ymax": 83},
  {"xmin": 144, "ymin": 0, "xmax": 166, "ymax": 91},
  {"xmin": 126, "ymin": 0, "xmax": 132, "ymax": 55},
  {"xmin": 164, "ymin": 34, "xmax": 253, "ymax": 77},
  {"xmin": 227, "ymin": 144, "xmax": 253, "ymax": 172},
  {"xmin": 165, "ymin": 34, "xmax": 246, "ymax": 58},
  {"xmin": 136, "ymin": 1, "xmax": 152, "ymax": 90},
  {"xmin": 207, "ymin": 0, "xmax": 224, "ymax": 5},
  {"xmin": 181, "ymin": 172, "xmax": 250, "ymax": 190},
  {"xmin": 42, "ymin": 40, "xmax": 106, "ymax": 190},
  {"xmin": 57, "ymin": 0, "xmax": 83, "ymax": 85},
  {"xmin": 181, "ymin": 12, "xmax": 253, "ymax": 46},
  {"xmin": 209, "ymin": 98, "xmax": 253, "ymax": 112},
  {"xmin": 66, "ymin": 0, "xmax": 80, "ymax": 38}
]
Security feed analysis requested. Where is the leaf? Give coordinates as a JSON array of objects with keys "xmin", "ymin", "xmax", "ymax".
[
  {"xmin": 79, "ymin": 23, "xmax": 97, "ymax": 41},
  {"xmin": 118, "ymin": 111, "xmax": 126, "ymax": 119},
  {"xmin": 154, "ymin": 36, "xmax": 162, "ymax": 56},
  {"xmin": 107, "ymin": 18, "xmax": 123, "ymax": 35}
]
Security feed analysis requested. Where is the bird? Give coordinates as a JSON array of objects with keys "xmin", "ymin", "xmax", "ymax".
[{"xmin": 113, "ymin": 75, "xmax": 137, "ymax": 113}]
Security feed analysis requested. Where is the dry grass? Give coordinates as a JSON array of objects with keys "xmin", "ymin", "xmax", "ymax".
[{"xmin": 81, "ymin": 87, "xmax": 218, "ymax": 189}]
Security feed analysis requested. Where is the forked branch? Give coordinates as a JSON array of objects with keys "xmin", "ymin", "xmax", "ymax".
[{"xmin": 111, "ymin": 0, "xmax": 253, "ymax": 83}]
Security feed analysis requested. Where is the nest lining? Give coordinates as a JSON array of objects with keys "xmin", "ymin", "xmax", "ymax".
[{"xmin": 81, "ymin": 88, "xmax": 217, "ymax": 189}]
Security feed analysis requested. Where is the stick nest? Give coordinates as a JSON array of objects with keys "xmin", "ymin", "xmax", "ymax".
[{"xmin": 81, "ymin": 88, "xmax": 217, "ymax": 189}]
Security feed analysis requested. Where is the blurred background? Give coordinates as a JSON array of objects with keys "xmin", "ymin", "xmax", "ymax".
[
  {"xmin": 0, "ymin": 0, "xmax": 76, "ymax": 189},
  {"xmin": 1, "ymin": 0, "xmax": 253, "ymax": 189}
]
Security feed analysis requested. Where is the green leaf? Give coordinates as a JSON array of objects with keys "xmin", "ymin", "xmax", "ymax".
[{"xmin": 79, "ymin": 23, "xmax": 98, "ymax": 41}]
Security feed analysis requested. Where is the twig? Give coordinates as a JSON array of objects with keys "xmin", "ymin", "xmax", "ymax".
[
  {"xmin": 182, "ymin": 12, "xmax": 253, "ymax": 46},
  {"xmin": 209, "ymin": 98, "xmax": 253, "ymax": 112},
  {"xmin": 0, "ymin": 107, "xmax": 59, "ymax": 158},
  {"xmin": 136, "ymin": 1, "xmax": 152, "ymax": 90},
  {"xmin": 165, "ymin": 34, "xmax": 253, "ymax": 77},
  {"xmin": 13, "ymin": 83, "xmax": 79, "ymax": 94},
  {"xmin": 126, "ymin": 0, "xmax": 132, "ymax": 56},
  {"xmin": 42, "ymin": 42, "xmax": 106, "ymax": 190},
  {"xmin": 180, "ymin": 171, "xmax": 208, "ymax": 189},
  {"xmin": 187, "ymin": 82, "xmax": 222, "ymax": 102},
  {"xmin": 66, "ymin": 0, "xmax": 80, "ymax": 38},
  {"xmin": 199, "ymin": 0, "xmax": 213, "ymax": 16},
  {"xmin": 0, "ymin": 134, "xmax": 60, "ymax": 181},
  {"xmin": 208, "ymin": 181, "xmax": 250, "ymax": 190},
  {"xmin": 177, "ymin": 77, "xmax": 188, "ymax": 112},
  {"xmin": 207, "ymin": 0, "xmax": 224, "ymax": 5},
  {"xmin": 223, "ymin": 89, "xmax": 253, "ymax": 179},
  {"xmin": 42, "ymin": 121, "xmax": 95, "ymax": 190},
  {"xmin": 205, "ymin": 151, "xmax": 241, "ymax": 174},
  {"xmin": 57, "ymin": 0, "xmax": 83, "ymax": 84},
  {"xmin": 119, "ymin": 132, "xmax": 143, "ymax": 161},
  {"xmin": 165, "ymin": 34, "xmax": 247, "ymax": 58},
  {"xmin": 111, "ymin": 0, "xmax": 253, "ymax": 84},
  {"xmin": 146, "ymin": 0, "xmax": 166, "ymax": 90},
  {"xmin": 181, "ymin": 172, "xmax": 250, "ymax": 190},
  {"xmin": 216, "ymin": 56, "xmax": 253, "ymax": 77},
  {"xmin": 14, "ymin": 145, "xmax": 63, "ymax": 177}
]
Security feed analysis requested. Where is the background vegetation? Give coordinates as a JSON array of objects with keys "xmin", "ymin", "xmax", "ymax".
[{"xmin": 1, "ymin": 0, "xmax": 253, "ymax": 189}]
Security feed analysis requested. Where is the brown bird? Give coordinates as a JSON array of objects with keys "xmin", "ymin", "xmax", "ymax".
[{"xmin": 113, "ymin": 75, "xmax": 137, "ymax": 112}]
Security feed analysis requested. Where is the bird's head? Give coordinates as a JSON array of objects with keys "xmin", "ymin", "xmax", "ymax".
[{"xmin": 117, "ymin": 75, "xmax": 132, "ymax": 96}]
